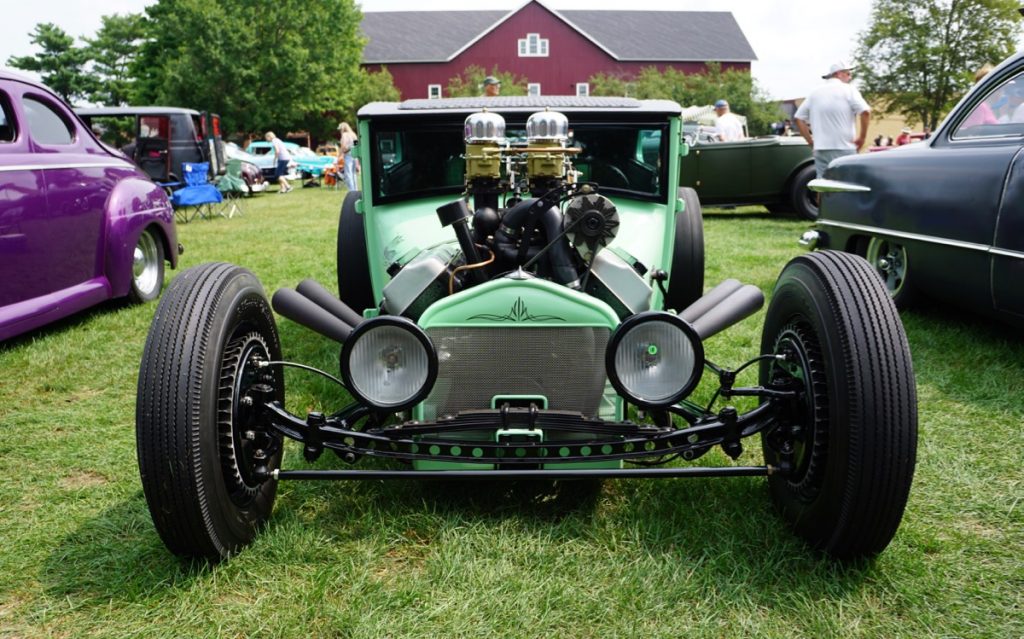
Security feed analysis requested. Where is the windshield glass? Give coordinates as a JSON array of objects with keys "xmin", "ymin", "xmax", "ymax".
[{"xmin": 369, "ymin": 119, "xmax": 668, "ymax": 204}]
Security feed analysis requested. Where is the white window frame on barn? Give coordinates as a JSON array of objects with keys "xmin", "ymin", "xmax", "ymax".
[
  {"xmin": 518, "ymin": 33, "xmax": 549, "ymax": 57},
  {"xmin": 576, "ymin": 83, "xmax": 589, "ymax": 97},
  {"xmin": 428, "ymin": 84, "xmax": 442, "ymax": 99},
  {"xmin": 528, "ymin": 83, "xmax": 542, "ymax": 96}
]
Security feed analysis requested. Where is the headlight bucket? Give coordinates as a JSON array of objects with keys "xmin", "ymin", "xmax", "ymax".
[
  {"xmin": 605, "ymin": 311, "xmax": 704, "ymax": 409},
  {"xmin": 340, "ymin": 316, "xmax": 438, "ymax": 411}
]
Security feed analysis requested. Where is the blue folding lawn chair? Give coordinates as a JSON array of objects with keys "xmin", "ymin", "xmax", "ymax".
[{"xmin": 170, "ymin": 162, "xmax": 223, "ymax": 223}]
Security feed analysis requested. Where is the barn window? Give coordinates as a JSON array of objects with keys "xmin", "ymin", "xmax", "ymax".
[
  {"xmin": 518, "ymin": 33, "xmax": 549, "ymax": 57},
  {"xmin": 576, "ymin": 83, "xmax": 589, "ymax": 97},
  {"xmin": 428, "ymin": 84, "xmax": 442, "ymax": 99},
  {"xmin": 528, "ymin": 83, "xmax": 542, "ymax": 96}
]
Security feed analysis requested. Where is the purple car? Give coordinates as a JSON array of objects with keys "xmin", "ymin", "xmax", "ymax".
[{"xmin": 0, "ymin": 70, "xmax": 180, "ymax": 342}]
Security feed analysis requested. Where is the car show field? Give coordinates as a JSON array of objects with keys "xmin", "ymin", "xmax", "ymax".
[{"xmin": 0, "ymin": 189, "xmax": 1020, "ymax": 638}]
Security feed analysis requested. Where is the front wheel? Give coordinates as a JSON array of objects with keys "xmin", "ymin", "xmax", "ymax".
[
  {"xmin": 760, "ymin": 250, "xmax": 917, "ymax": 560},
  {"xmin": 136, "ymin": 262, "xmax": 285, "ymax": 561},
  {"xmin": 127, "ymin": 227, "xmax": 165, "ymax": 303}
]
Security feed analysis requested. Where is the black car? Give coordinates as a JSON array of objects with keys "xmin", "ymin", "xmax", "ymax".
[
  {"xmin": 76, "ymin": 106, "xmax": 226, "ymax": 184},
  {"xmin": 805, "ymin": 51, "xmax": 1024, "ymax": 326}
]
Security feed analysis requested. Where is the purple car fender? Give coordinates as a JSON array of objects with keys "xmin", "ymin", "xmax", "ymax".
[{"xmin": 103, "ymin": 176, "xmax": 178, "ymax": 297}]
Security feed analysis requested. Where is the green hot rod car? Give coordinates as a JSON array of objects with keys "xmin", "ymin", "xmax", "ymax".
[
  {"xmin": 680, "ymin": 129, "xmax": 817, "ymax": 220},
  {"xmin": 135, "ymin": 96, "xmax": 917, "ymax": 562}
]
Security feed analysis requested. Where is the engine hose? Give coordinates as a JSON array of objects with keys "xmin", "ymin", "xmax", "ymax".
[
  {"xmin": 538, "ymin": 204, "xmax": 581, "ymax": 288},
  {"xmin": 493, "ymin": 198, "xmax": 539, "ymax": 264}
]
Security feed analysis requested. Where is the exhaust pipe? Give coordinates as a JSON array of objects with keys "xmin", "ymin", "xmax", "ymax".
[
  {"xmin": 680, "ymin": 279, "xmax": 764, "ymax": 341},
  {"xmin": 296, "ymin": 279, "xmax": 364, "ymax": 327},
  {"xmin": 272, "ymin": 288, "xmax": 354, "ymax": 344}
]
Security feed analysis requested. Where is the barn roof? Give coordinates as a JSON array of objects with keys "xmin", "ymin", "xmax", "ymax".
[{"xmin": 361, "ymin": 2, "xmax": 756, "ymax": 64}]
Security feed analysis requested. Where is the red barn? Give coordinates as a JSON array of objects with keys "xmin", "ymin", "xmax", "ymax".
[{"xmin": 361, "ymin": 1, "xmax": 757, "ymax": 100}]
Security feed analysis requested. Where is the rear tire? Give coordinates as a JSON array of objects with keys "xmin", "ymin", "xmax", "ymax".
[
  {"xmin": 136, "ymin": 262, "xmax": 285, "ymax": 561},
  {"xmin": 127, "ymin": 227, "xmax": 165, "ymax": 303},
  {"xmin": 664, "ymin": 187, "xmax": 705, "ymax": 311},
  {"xmin": 337, "ymin": 190, "xmax": 374, "ymax": 314},
  {"xmin": 759, "ymin": 250, "xmax": 917, "ymax": 559},
  {"xmin": 789, "ymin": 164, "xmax": 818, "ymax": 221},
  {"xmin": 865, "ymin": 236, "xmax": 916, "ymax": 308}
]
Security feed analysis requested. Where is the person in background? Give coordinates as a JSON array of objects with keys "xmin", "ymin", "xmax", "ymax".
[
  {"xmin": 338, "ymin": 122, "xmax": 359, "ymax": 192},
  {"xmin": 922, "ymin": 126, "xmax": 932, "ymax": 139},
  {"xmin": 895, "ymin": 127, "xmax": 912, "ymax": 145},
  {"xmin": 873, "ymin": 134, "xmax": 883, "ymax": 147},
  {"xmin": 713, "ymin": 99, "xmax": 745, "ymax": 141},
  {"xmin": 794, "ymin": 60, "xmax": 871, "ymax": 180},
  {"xmin": 482, "ymin": 76, "xmax": 501, "ymax": 97},
  {"xmin": 265, "ymin": 131, "xmax": 292, "ymax": 193}
]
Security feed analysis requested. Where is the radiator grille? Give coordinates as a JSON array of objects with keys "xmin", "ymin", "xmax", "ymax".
[{"xmin": 424, "ymin": 326, "xmax": 610, "ymax": 419}]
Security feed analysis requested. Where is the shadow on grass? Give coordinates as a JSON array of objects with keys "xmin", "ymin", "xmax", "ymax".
[{"xmin": 41, "ymin": 495, "xmax": 211, "ymax": 601}]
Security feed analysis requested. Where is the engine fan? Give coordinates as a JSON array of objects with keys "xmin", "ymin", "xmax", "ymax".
[{"xmin": 565, "ymin": 194, "xmax": 619, "ymax": 262}]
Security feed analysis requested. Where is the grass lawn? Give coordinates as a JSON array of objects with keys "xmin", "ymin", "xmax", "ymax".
[{"xmin": 1, "ymin": 189, "xmax": 1021, "ymax": 638}]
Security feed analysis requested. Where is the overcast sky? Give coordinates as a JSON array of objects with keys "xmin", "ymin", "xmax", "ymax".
[{"xmin": 2, "ymin": 0, "xmax": 875, "ymax": 99}]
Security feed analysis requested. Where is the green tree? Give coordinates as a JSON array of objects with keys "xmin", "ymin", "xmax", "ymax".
[
  {"xmin": 134, "ymin": 0, "xmax": 366, "ymax": 139},
  {"xmin": 590, "ymin": 64, "xmax": 781, "ymax": 135},
  {"xmin": 84, "ymin": 13, "xmax": 146, "ymax": 106},
  {"xmin": 6, "ymin": 23, "xmax": 93, "ymax": 103},
  {"xmin": 445, "ymin": 65, "xmax": 527, "ymax": 97},
  {"xmin": 855, "ymin": 0, "xmax": 1021, "ymax": 129}
]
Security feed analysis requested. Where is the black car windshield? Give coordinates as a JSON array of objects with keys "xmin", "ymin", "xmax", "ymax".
[{"xmin": 370, "ymin": 120, "xmax": 668, "ymax": 204}]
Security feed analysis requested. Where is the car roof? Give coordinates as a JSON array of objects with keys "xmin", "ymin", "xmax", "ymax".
[
  {"xmin": 359, "ymin": 96, "xmax": 683, "ymax": 118},
  {"xmin": 75, "ymin": 106, "xmax": 202, "ymax": 117}
]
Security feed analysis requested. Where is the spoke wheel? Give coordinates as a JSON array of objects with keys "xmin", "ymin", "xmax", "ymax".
[
  {"xmin": 760, "ymin": 250, "xmax": 917, "ymax": 560},
  {"xmin": 137, "ymin": 262, "xmax": 284, "ymax": 561}
]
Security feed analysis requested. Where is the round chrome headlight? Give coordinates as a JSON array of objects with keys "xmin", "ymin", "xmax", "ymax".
[
  {"xmin": 341, "ymin": 316, "xmax": 437, "ymax": 411},
  {"xmin": 605, "ymin": 312, "xmax": 703, "ymax": 409}
]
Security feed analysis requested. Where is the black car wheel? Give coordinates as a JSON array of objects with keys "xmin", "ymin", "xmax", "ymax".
[
  {"xmin": 337, "ymin": 190, "xmax": 374, "ymax": 313},
  {"xmin": 789, "ymin": 164, "xmax": 819, "ymax": 221},
  {"xmin": 127, "ymin": 227, "xmax": 165, "ymax": 303},
  {"xmin": 760, "ymin": 250, "xmax": 917, "ymax": 560},
  {"xmin": 865, "ymin": 236, "xmax": 915, "ymax": 308},
  {"xmin": 663, "ymin": 187, "xmax": 705, "ymax": 311},
  {"xmin": 136, "ymin": 262, "xmax": 285, "ymax": 561}
]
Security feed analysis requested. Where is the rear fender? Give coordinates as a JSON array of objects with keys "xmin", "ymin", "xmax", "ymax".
[{"xmin": 103, "ymin": 177, "xmax": 178, "ymax": 296}]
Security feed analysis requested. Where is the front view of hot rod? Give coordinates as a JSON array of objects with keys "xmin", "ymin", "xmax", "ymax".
[{"xmin": 136, "ymin": 97, "xmax": 919, "ymax": 563}]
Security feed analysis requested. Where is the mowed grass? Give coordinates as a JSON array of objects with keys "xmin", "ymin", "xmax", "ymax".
[{"xmin": 1, "ymin": 190, "xmax": 1021, "ymax": 638}]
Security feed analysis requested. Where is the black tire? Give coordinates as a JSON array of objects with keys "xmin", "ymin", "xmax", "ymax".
[
  {"xmin": 663, "ymin": 187, "xmax": 705, "ymax": 311},
  {"xmin": 337, "ymin": 190, "xmax": 374, "ymax": 313},
  {"xmin": 864, "ymin": 236, "xmax": 916, "ymax": 309},
  {"xmin": 136, "ymin": 262, "xmax": 285, "ymax": 561},
  {"xmin": 789, "ymin": 164, "xmax": 819, "ymax": 221},
  {"xmin": 759, "ymin": 250, "xmax": 917, "ymax": 559},
  {"xmin": 127, "ymin": 227, "xmax": 165, "ymax": 303}
]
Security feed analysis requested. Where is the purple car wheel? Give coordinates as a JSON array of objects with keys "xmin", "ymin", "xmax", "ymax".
[{"xmin": 128, "ymin": 228, "xmax": 165, "ymax": 303}]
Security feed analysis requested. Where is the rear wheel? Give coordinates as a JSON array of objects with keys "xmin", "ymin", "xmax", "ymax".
[
  {"xmin": 337, "ymin": 190, "xmax": 374, "ymax": 314},
  {"xmin": 663, "ymin": 187, "xmax": 705, "ymax": 311},
  {"xmin": 136, "ymin": 262, "xmax": 284, "ymax": 561},
  {"xmin": 865, "ymin": 236, "xmax": 915, "ymax": 308},
  {"xmin": 760, "ymin": 250, "xmax": 917, "ymax": 559},
  {"xmin": 127, "ymin": 227, "xmax": 165, "ymax": 303},
  {"xmin": 789, "ymin": 164, "xmax": 818, "ymax": 221}
]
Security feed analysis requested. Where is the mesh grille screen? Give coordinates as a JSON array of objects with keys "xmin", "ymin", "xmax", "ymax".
[{"xmin": 425, "ymin": 327, "xmax": 610, "ymax": 419}]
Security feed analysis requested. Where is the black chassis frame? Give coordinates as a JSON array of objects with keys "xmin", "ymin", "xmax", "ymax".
[{"xmin": 242, "ymin": 358, "xmax": 805, "ymax": 483}]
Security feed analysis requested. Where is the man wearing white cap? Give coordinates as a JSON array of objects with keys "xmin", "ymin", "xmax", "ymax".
[{"xmin": 794, "ymin": 60, "xmax": 871, "ymax": 179}]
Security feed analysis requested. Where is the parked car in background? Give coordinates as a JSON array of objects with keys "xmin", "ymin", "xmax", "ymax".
[
  {"xmin": 293, "ymin": 145, "xmax": 336, "ymax": 178},
  {"xmin": 245, "ymin": 140, "xmax": 298, "ymax": 179},
  {"xmin": 135, "ymin": 96, "xmax": 917, "ymax": 564},
  {"xmin": 0, "ymin": 71, "xmax": 179, "ymax": 341},
  {"xmin": 679, "ymin": 129, "xmax": 817, "ymax": 220},
  {"xmin": 316, "ymin": 143, "xmax": 340, "ymax": 156},
  {"xmin": 76, "ymin": 106, "xmax": 226, "ymax": 184},
  {"xmin": 224, "ymin": 142, "xmax": 267, "ymax": 193},
  {"xmin": 806, "ymin": 51, "xmax": 1024, "ymax": 326}
]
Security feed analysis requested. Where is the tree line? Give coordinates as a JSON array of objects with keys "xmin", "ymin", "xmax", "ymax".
[{"xmin": 10, "ymin": 0, "xmax": 1018, "ymax": 140}]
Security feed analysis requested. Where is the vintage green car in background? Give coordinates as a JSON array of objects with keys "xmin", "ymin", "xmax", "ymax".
[
  {"xmin": 134, "ymin": 96, "xmax": 916, "ymax": 563},
  {"xmin": 680, "ymin": 131, "xmax": 817, "ymax": 220}
]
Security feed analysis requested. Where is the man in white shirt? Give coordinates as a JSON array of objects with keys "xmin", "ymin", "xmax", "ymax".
[
  {"xmin": 713, "ymin": 99, "xmax": 745, "ymax": 142},
  {"xmin": 794, "ymin": 60, "xmax": 871, "ymax": 178}
]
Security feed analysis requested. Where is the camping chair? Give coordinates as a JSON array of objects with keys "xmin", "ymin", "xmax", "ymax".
[
  {"xmin": 170, "ymin": 162, "xmax": 223, "ymax": 223},
  {"xmin": 216, "ymin": 159, "xmax": 248, "ymax": 218}
]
